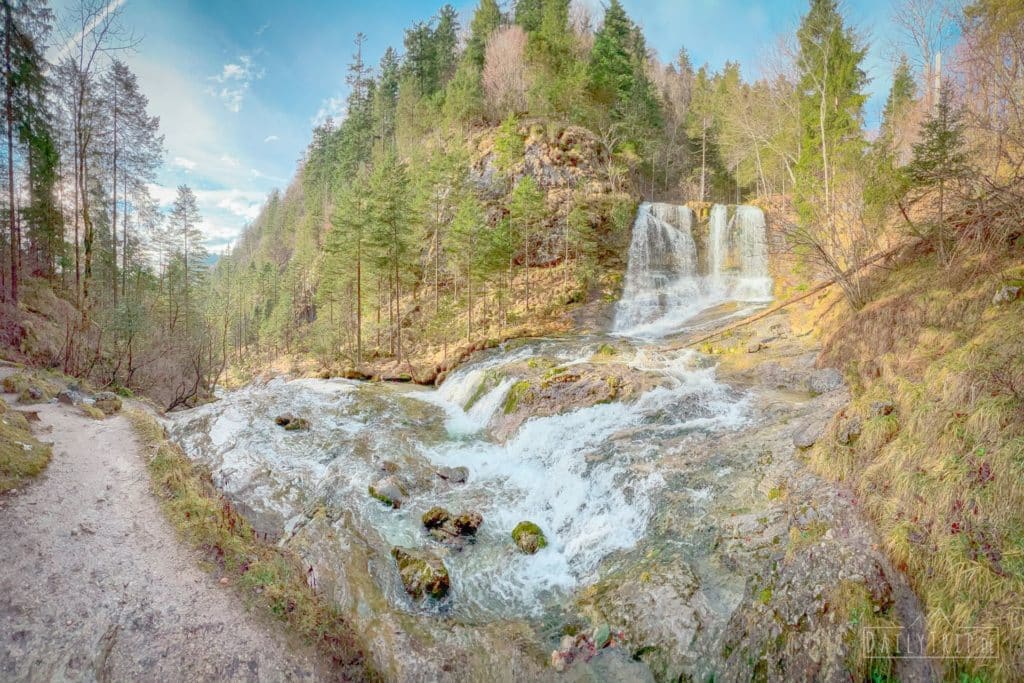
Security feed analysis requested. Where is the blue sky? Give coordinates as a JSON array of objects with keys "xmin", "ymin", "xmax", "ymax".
[{"xmin": 53, "ymin": 0, "xmax": 905, "ymax": 252}]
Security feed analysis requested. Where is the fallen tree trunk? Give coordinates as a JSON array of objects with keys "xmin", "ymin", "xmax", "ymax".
[{"xmin": 678, "ymin": 240, "xmax": 917, "ymax": 350}]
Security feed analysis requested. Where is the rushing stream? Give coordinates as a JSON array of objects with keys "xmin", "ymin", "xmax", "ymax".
[{"xmin": 165, "ymin": 202, "xmax": 778, "ymax": 676}]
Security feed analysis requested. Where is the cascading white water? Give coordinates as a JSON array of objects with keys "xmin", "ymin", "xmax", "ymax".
[
  {"xmin": 613, "ymin": 202, "xmax": 773, "ymax": 337},
  {"xmin": 732, "ymin": 205, "xmax": 773, "ymax": 301}
]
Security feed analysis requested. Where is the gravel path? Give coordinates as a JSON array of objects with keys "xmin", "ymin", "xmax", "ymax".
[{"xmin": 0, "ymin": 388, "xmax": 324, "ymax": 682}]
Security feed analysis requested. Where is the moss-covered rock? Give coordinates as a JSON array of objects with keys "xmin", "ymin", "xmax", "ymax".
[
  {"xmin": 283, "ymin": 417, "xmax": 309, "ymax": 431},
  {"xmin": 512, "ymin": 521, "xmax": 547, "ymax": 554},
  {"xmin": 391, "ymin": 547, "xmax": 450, "ymax": 600},
  {"xmin": 503, "ymin": 380, "xmax": 533, "ymax": 415},
  {"xmin": 0, "ymin": 398, "xmax": 52, "ymax": 492},
  {"xmin": 93, "ymin": 391, "xmax": 122, "ymax": 415},
  {"xmin": 2, "ymin": 372, "xmax": 61, "ymax": 404},
  {"xmin": 422, "ymin": 506, "xmax": 449, "ymax": 529},
  {"xmin": 368, "ymin": 476, "xmax": 408, "ymax": 509}
]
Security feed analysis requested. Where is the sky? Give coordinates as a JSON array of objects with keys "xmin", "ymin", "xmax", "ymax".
[{"xmin": 51, "ymin": 0, "xmax": 906, "ymax": 253}]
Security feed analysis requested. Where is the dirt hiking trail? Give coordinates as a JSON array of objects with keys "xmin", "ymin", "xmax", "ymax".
[{"xmin": 0, "ymin": 380, "xmax": 325, "ymax": 682}]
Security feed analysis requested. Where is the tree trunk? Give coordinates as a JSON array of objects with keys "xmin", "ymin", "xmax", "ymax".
[{"xmin": 5, "ymin": 2, "xmax": 17, "ymax": 303}]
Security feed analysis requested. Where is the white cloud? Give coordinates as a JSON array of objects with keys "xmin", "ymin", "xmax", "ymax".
[
  {"xmin": 172, "ymin": 156, "xmax": 197, "ymax": 171},
  {"xmin": 220, "ymin": 154, "xmax": 240, "ymax": 167},
  {"xmin": 250, "ymin": 168, "xmax": 288, "ymax": 184},
  {"xmin": 255, "ymin": 22, "xmax": 271, "ymax": 37},
  {"xmin": 263, "ymin": 135, "xmax": 279, "ymax": 143},
  {"xmin": 311, "ymin": 96, "xmax": 346, "ymax": 127},
  {"xmin": 208, "ymin": 54, "xmax": 264, "ymax": 113}
]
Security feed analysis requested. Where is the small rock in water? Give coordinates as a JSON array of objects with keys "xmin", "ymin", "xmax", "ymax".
[
  {"xmin": 452, "ymin": 512, "xmax": 483, "ymax": 535},
  {"xmin": 421, "ymin": 506, "xmax": 450, "ymax": 529},
  {"xmin": 391, "ymin": 547, "xmax": 450, "ymax": 599},
  {"xmin": 792, "ymin": 421, "xmax": 824, "ymax": 450},
  {"xmin": 869, "ymin": 400, "xmax": 896, "ymax": 417},
  {"xmin": 808, "ymin": 368, "xmax": 844, "ymax": 396},
  {"xmin": 435, "ymin": 466, "xmax": 468, "ymax": 483},
  {"xmin": 512, "ymin": 521, "xmax": 547, "ymax": 554},
  {"xmin": 274, "ymin": 413, "xmax": 294, "ymax": 426},
  {"xmin": 422, "ymin": 507, "xmax": 483, "ymax": 544},
  {"xmin": 992, "ymin": 285, "xmax": 1021, "ymax": 305},
  {"xmin": 283, "ymin": 417, "xmax": 310, "ymax": 431},
  {"xmin": 380, "ymin": 460, "xmax": 400, "ymax": 474},
  {"xmin": 369, "ymin": 476, "xmax": 408, "ymax": 509}
]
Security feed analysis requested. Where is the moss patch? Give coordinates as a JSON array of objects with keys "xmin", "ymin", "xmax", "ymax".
[
  {"xmin": 0, "ymin": 398, "xmax": 52, "ymax": 492},
  {"xmin": 2, "ymin": 371, "xmax": 61, "ymax": 404},
  {"xmin": 125, "ymin": 409, "xmax": 378, "ymax": 680},
  {"xmin": 503, "ymin": 380, "xmax": 533, "ymax": 414}
]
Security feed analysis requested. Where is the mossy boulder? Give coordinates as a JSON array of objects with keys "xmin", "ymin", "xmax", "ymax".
[
  {"xmin": 2, "ymin": 372, "xmax": 60, "ymax": 404},
  {"xmin": 369, "ymin": 475, "xmax": 408, "ymax": 509},
  {"xmin": 391, "ymin": 547, "xmax": 450, "ymax": 599},
  {"xmin": 421, "ymin": 506, "xmax": 483, "ymax": 544},
  {"xmin": 422, "ymin": 506, "xmax": 449, "ymax": 529},
  {"xmin": 93, "ymin": 391, "xmax": 122, "ymax": 415},
  {"xmin": 283, "ymin": 417, "xmax": 310, "ymax": 431},
  {"xmin": 512, "ymin": 521, "xmax": 548, "ymax": 554}
]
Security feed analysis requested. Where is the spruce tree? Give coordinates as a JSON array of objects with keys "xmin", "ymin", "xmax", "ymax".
[
  {"xmin": 907, "ymin": 83, "xmax": 969, "ymax": 263},
  {"xmin": 794, "ymin": 0, "xmax": 867, "ymax": 222}
]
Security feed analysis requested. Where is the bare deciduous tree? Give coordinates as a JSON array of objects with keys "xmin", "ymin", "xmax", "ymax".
[{"xmin": 482, "ymin": 25, "xmax": 529, "ymax": 120}]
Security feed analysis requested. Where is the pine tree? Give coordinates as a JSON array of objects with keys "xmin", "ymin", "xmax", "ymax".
[
  {"xmin": 169, "ymin": 185, "xmax": 206, "ymax": 338},
  {"xmin": 586, "ymin": 0, "xmax": 660, "ymax": 150},
  {"xmin": 508, "ymin": 174, "xmax": 544, "ymax": 312},
  {"xmin": 907, "ymin": 82, "xmax": 969, "ymax": 263},
  {"xmin": 2, "ymin": 0, "xmax": 52, "ymax": 303},
  {"xmin": 465, "ymin": 0, "xmax": 501, "ymax": 69},
  {"xmin": 367, "ymin": 151, "xmax": 415, "ymax": 362},
  {"xmin": 794, "ymin": 0, "xmax": 868, "ymax": 222}
]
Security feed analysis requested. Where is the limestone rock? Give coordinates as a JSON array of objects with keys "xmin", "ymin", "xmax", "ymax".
[
  {"xmin": 792, "ymin": 421, "xmax": 824, "ymax": 450},
  {"xmin": 391, "ymin": 547, "xmax": 450, "ymax": 600},
  {"xmin": 435, "ymin": 466, "xmax": 468, "ymax": 483},
  {"xmin": 869, "ymin": 400, "xmax": 896, "ymax": 417},
  {"xmin": 837, "ymin": 416, "xmax": 863, "ymax": 445},
  {"xmin": 992, "ymin": 285, "xmax": 1021, "ymax": 304},
  {"xmin": 93, "ymin": 392, "xmax": 122, "ymax": 415},
  {"xmin": 369, "ymin": 476, "xmax": 408, "ymax": 509},
  {"xmin": 808, "ymin": 368, "xmax": 844, "ymax": 395}
]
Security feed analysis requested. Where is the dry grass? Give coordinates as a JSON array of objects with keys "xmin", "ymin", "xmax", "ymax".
[
  {"xmin": 125, "ymin": 409, "xmax": 378, "ymax": 680},
  {"xmin": 808, "ymin": 249, "xmax": 1024, "ymax": 680},
  {"xmin": 0, "ymin": 398, "xmax": 52, "ymax": 493}
]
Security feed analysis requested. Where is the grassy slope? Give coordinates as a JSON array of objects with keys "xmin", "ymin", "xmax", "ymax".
[
  {"xmin": 809, "ymin": 245, "xmax": 1024, "ymax": 679},
  {"xmin": 0, "ymin": 397, "xmax": 52, "ymax": 493},
  {"xmin": 125, "ymin": 409, "xmax": 379, "ymax": 681}
]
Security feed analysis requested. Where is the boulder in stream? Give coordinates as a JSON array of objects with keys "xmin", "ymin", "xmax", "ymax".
[
  {"xmin": 421, "ymin": 507, "xmax": 483, "ymax": 544},
  {"xmin": 283, "ymin": 417, "xmax": 310, "ymax": 431},
  {"xmin": 391, "ymin": 547, "xmax": 450, "ymax": 599},
  {"xmin": 512, "ymin": 521, "xmax": 547, "ymax": 554},
  {"xmin": 435, "ymin": 466, "xmax": 468, "ymax": 483},
  {"xmin": 369, "ymin": 476, "xmax": 408, "ymax": 508}
]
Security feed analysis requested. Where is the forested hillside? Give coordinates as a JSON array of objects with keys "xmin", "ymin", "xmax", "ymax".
[{"xmin": 206, "ymin": 0, "xmax": 815, "ymax": 383}]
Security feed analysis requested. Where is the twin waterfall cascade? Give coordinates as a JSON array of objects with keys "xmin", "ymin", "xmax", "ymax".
[{"xmin": 613, "ymin": 202, "xmax": 772, "ymax": 337}]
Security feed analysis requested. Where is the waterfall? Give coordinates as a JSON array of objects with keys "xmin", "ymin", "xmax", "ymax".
[
  {"xmin": 732, "ymin": 205, "xmax": 773, "ymax": 302},
  {"xmin": 613, "ymin": 202, "xmax": 772, "ymax": 337},
  {"xmin": 613, "ymin": 203, "xmax": 700, "ymax": 336},
  {"xmin": 708, "ymin": 204, "xmax": 729, "ymax": 285}
]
